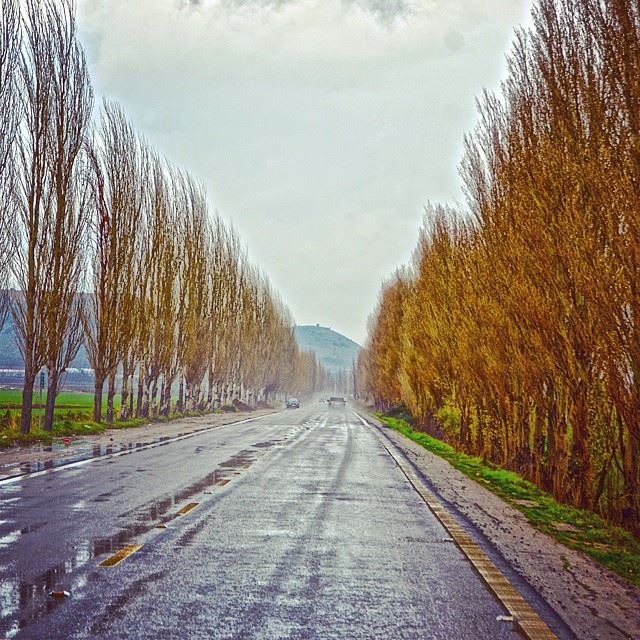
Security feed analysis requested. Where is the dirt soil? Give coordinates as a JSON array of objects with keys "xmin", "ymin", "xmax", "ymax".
[
  {"xmin": 0, "ymin": 409, "xmax": 277, "ymax": 478},
  {"xmin": 366, "ymin": 414, "xmax": 640, "ymax": 640}
]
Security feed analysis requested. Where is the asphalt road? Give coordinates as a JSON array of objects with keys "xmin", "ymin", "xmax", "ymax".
[{"xmin": 1, "ymin": 405, "xmax": 530, "ymax": 639}]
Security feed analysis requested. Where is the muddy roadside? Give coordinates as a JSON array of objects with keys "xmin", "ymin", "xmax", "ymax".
[
  {"xmin": 361, "ymin": 411, "xmax": 640, "ymax": 640},
  {"xmin": 0, "ymin": 408, "xmax": 278, "ymax": 481}
]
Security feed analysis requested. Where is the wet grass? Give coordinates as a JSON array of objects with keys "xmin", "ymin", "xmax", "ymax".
[
  {"xmin": 378, "ymin": 414, "xmax": 640, "ymax": 588},
  {"xmin": 0, "ymin": 389, "xmax": 116, "ymax": 446},
  {"xmin": 0, "ymin": 388, "xmax": 117, "ymax": 415},
  {"xmin": 0, "ymin": 411, "xmax": 225, "ymax": 448},
  {"xmin": 0, "ymin": 387, "xmax": 229, "ymax": 448}
]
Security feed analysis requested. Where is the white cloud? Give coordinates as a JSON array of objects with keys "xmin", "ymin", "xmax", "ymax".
[{"xmin": 78, "ymin": 0, "xmax": 531, "ymax": 343}]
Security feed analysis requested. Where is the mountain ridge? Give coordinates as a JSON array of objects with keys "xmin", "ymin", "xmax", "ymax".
[{"xmin": 294, "ymin": 324, "xmax": 360, "ymax": 375}]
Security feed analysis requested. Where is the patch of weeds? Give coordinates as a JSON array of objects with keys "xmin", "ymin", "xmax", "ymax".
[
  {"xmin": 0, "ymin": 402, "xmax": 261, "ymax": 449},
  {"xmin": 377, "ymin": 414, "xmax": 640, "ymax": 587},
  {"xmin": 435, "ymin": 400, "xmax": 461, "ymax": 437},
  {"xmin": 220, "ymin": 404, "xmax": 237, "ymax": 413}
]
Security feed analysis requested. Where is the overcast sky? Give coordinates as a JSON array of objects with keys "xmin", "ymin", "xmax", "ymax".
[{"xmin": 78, "ymin": 0, "xmax": 532, "ymax": 344}]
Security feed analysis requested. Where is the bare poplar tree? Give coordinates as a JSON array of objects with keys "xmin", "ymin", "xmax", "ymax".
[
  {"xmin": 177, "ymin": 175, "xmax": 210, "ymax": 413},
  {"xmin": 41, "ymin": 0, "xmax": 94, "ymax": 431},
  {"xmin": 12, "ymin": 0, "xmax": 56, "ymax": 434},
  {"xmin": 12, "ymin": 0, "xmax": 92, "ymax": 433},
  {"xmin": 85, "ymin": 101, "xmax": 144, "ymax": 422},
  {"xmin": 206, "ymin": 223, "xmax": 240, "ymax": 408},
  {"xmin": 136, "ymin": 153, "xmax": 180, "ymax": 417},
  {"xmin": 0, "ymin": 0, "xmax": 20, "ymax": 328}
]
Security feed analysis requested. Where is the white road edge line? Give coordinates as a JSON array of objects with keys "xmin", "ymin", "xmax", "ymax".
[{"xmin": 0, "ymin": 412, "xmax": 280, "ymax": 487}]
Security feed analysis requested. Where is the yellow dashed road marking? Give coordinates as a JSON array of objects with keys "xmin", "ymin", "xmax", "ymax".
[
  {"xmin": 359, "ymin": 413, "xmax": 557, "ymax": 640},
  {"xmin": 176, "ymin": 502, "xmax": 199, "ymax": 516},
  {"xmin": 99, "ymin": 544, "xmax": 143, "ymax": 568},
  {"xmin": 215, "ymin": 479, "xmax": 230, "ymax": 486}
]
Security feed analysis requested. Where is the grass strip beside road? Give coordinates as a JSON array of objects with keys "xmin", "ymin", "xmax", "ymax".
[
  {"xmin": 378, "ymin": 414, "xmax": 640, "ymax": 588},
  {"xmin": 0, "ymin": 388, "xmax": 246, "ymax": 449},
  {"xmin": 0, "ymin": 413, "xmax": 212, "ymax": 449}
]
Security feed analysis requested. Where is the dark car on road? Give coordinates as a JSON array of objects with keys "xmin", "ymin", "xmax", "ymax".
[{"xmin": 286, "ymin": 397, "xmax": 300, "ymax": 409}]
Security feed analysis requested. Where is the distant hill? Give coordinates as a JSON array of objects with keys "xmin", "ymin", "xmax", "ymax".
[
  {"xmin": 1, "ymin": 315, "xmax": 360, "ymax": 375},
  {"xmin": 0, "ymin": 312, "xmax": 90, "ymax": 369},
  {"xmin": 0, "ymin": 316, "xmax": 22, "ymax": 368},
  {"xmin": 294, "ymin": 325, "xmax": 361, "ymax": 374}
]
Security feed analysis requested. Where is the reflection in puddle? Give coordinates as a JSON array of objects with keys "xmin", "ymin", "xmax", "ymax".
[
  {"xmin": 0, "ymin": 441, "xmax": 158, "ymax": 483},
  {"xmin": 0, "ymin": 422, "xmax": 289, "ymax": 484},
  {"xmin": 0, "ymin": 530, "xmax": 20, "ymax": 548},
  {"xmin": 0, "ymin": 549, "xmax": 88, "ymax": 636},
  {"xmin": 0, "ymin": 434, "xmax": 287, "ymax": 636}
]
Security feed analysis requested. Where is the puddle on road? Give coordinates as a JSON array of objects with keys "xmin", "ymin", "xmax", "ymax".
[
  {"xmin": 0, "ymin": 542, "xmax": 93, "ymax": 637},
  {"xmin": 218, "ymin": 449, "xmax": 256, "ymax": 469},
  {"xmin": 2, "ymin": 444, "xmax": 137, "ymax": 481},
  {"xmin": 0, "ymin": 432, "xmax": 296, "ymax": 636},
  {"xmin": 0, "ymin": 422, "xmax": 296, "ymax": 483},
  {"xmin": 0, "ymin": 438, "xmax": 187, "ymax": 483}
]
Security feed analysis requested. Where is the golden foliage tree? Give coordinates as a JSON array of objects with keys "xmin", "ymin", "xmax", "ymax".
[{"xmin": 363, "ymin": 0, "xmax": 640, "ymax": 533}]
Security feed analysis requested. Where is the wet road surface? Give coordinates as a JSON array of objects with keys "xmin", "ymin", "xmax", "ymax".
[{"xmin": 1, "ymin": 406, "xmax": 534, "ymax": 638}]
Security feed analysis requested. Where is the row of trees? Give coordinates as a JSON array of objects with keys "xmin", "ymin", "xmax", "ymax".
[
  {"xmin": 361, "ymin": 0, "xmax": 640, "ymax": 533},
  {"xmin": 0, "ymin": 0, "xmax": 327, "ymax": 434}
]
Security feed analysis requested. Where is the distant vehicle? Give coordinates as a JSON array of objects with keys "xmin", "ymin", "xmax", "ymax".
[
  {"xmin": 286, "ymin": 397, "xmax": 300, "ymax": 409},
  {"xmin": 327, "ymin": 396, "xmax": 346, "ymax": 407}
]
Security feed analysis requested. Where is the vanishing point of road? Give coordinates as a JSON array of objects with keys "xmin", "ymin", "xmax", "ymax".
[{"xmin": 0, "ymin": 405, "xmax": 568, "ymax": 639}]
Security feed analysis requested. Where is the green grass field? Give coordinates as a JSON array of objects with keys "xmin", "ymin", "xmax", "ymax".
[
  {"xmin": 0, "ymin": 388, "xmax": 125, "ymax": 446},
  {"xmin": 378, "ymin": 414, "xmax": 640, "ymax": 588},
  {"xmin": 0, "ymin": 388, "xmax": 230, "ymax": 448},
  {"xmin": 0, "ymin": 388, "xmax": 119, "ymax": 417}
]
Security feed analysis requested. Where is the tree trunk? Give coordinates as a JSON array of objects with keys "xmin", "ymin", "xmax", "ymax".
[
  {"xmin": 568, "ymin": 380, "xmax": 592, "ymax": 509},
  {"xmin": 177, "ymin": 375, "xmax": 184, "ymax": 413},
  {"xmin": 136, "ymin": 365, "xmax": 144, "ymax": 417},
  {"xmin": 531, "ymin": 401, "xmax": 545, "ymax": 485},
  {"xmin": 106, "ymin": 370, "xmax": 116, "ymax": 423},
  {"xmin": 142, "ymin": 377, "xmax": 151, "ymax": 417},
  {"xmin": 185, "ymin": 379, "xmax": 193, "ymax": 412},
  {"xmin": 160, "ymin": 378, "xmax": 171, "ymax": 416},
  {"xmin": 93, "ymin": 373, "xmax": 106, "ymax": 423},
  {"xmin": 120, "ymin": 369, "xmax": 130, "ymax": 421},
  {"xmin": 622, "ymin": 409, "xmax": 640, "ymax": 534},
  {"xmin": 150, "ymin": 378, "xmax": 159, "ymax": 416},
  {"xmin": 476, "ymin": 401, "xmax": 487, "ymax": 458},
  {"xmin": 206, "ymin": 377, "xmax": 214, "ymax": 409},
  {"xmin": 544, "ymin": 385, "xmax": 569, "ymax": 502},
  {"xmin": 459, "ymin": 402, "xmax": 470, "ymax": 451},
  {"xmin": 43, "ymin": 369, "xmax": 59, "ymax": 432},
  {"xmin": 21, "ymin": 368, "xmax": 36, "ymax": 434}
]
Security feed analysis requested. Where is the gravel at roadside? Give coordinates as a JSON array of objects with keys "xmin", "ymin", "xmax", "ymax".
[{"xmin": 364, "ymin": 413, "xmax": 640, "ymax": 640}]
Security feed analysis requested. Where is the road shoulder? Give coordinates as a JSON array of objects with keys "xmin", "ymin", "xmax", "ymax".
[
  {"xmin": 360, "ymin": 411, "xmax": 640, "ymax": 640},
  {"xmin": 0, "ymin": 408, "xmax": 277, "ymax": 480}
]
